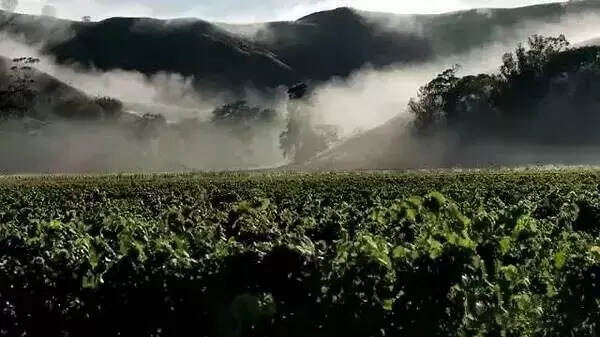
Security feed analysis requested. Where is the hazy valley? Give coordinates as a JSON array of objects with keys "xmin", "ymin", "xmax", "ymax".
[{"xmin": 1, "ymin": 0, "xmax": 600, "ymax": 172}]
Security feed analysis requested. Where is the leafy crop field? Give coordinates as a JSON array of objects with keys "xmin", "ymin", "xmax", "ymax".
[{"xmin": 1, "ymin": 169, "xmax": 600, "ymax": 337}]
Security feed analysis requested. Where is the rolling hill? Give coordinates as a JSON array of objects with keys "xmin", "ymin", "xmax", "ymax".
[
  {"xmin": 0, "ymin": 56, "xmax": 128, "ymax": 121},
  {"xmin": 302, "ymin": 40, "xmax": 600, "ymax": 169},
  {"xmin": 0, "ymin": 0, "xmax": 599, "ymax": 93},
  {"xmin": 2, "ymin": 0, "xmax": 600, "ymax": 171}
]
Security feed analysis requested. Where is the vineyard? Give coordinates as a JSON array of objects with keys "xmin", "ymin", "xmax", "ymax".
[{"xmin": 1, "ymin": 169, "xmax": 600, "ymax": 336}]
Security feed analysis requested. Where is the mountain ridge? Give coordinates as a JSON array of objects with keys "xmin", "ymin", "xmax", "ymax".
[{"xmin": 1, "ymin": 0, "xmax": 599, "ymax": 94}]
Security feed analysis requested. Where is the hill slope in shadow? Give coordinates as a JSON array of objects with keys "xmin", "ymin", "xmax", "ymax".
[{"xmin": 0, "ymin": 0, "xmax": 599, "ymax": 92}]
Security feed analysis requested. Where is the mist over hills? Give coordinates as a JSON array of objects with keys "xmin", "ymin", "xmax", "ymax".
[
  {"xmin": 1, "ymin": 0, "xmax": 600, "ymax": 93},
  {"xmin": 1, "ymin": 0, "xmax": 600, "ymax": 172},
  {"xmin": 0, "ymin": 56, "xmax": 125, "ymax": 121},
  {"xmin": 303, "ymin": 39, "xmax": 600, "ymax": 169}
]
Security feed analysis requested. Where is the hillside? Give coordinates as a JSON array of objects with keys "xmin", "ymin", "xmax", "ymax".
[
  {"xmin": 2, "ymin": 1, "xmax": 600, "ymax": 172},
  {"xmin": 0, "ymin": 12, "xmax": 293, "ymax": 91},
  {"xmin": 0, "ymin": 0, "xmax": 599, "ymax": 92},
  {"xmin": 0, "ymin": 56, "xmax": 126, "ymax": 121},
  {"xmin": 304, "ymin": 40, "xmax": 600, "ymax": 169}
]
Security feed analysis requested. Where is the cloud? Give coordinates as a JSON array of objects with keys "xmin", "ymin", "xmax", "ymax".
[
  {"xmin": 299, "ymin": 7, "xmax": 600, "ymax": 168},
  {"xmin": 0, "ymin": 33, "xmax": 290, "ymax": 172}
]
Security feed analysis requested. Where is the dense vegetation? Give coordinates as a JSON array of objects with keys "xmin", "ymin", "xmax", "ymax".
[
  {"xmin": 301, "ymin": 34, "xmax": 600, "ymax": 169},
  {"xmin": 1, "ymin": 170, "xmax": 600, "ymax": 336},
  {"xmin": 410, "ymin": 35, "xmax": 600, "ymax": 146}
]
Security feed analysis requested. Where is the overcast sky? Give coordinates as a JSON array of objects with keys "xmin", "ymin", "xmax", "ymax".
[{"xmin": 14, "ymin": 0, "xmax": 568, "ymax": 23}]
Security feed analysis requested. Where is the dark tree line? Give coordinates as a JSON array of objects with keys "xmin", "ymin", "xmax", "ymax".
[{"xmin": 409, "ymin": 35, "xmax": 600, "ymax": 145}]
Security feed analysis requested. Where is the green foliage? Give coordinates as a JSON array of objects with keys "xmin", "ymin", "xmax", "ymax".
[
  {"xmin": 499, "ymin": 34, "xmax": 570, "ymax": 80},
  {"xmin": 1, "ymin": 170, "xmax": 600, "ymax": 336},
  {"xmin": 409, "ymin": 35, "xmax": 600, "ymax": 145},
  {"xmin": 408, "ymin": 65, "xmax": 460, "ymax": 132}
]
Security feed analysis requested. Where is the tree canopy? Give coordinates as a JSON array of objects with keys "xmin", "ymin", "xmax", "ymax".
[{"xmin": 409, "ymin": 35, "xmax": 600, "ymax": 145}]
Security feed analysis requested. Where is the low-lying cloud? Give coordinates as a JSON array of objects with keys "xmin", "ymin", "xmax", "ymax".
[
  {"xmin": 0, "ymin": 34, "xmax": 290, "ymax": 172},
  {"xmin": 13, "ymin": 0, "xmax": 569, "ymax": 23},
  {"xmin": 300, "ymin": 9, "xmax": 600, "ymax": 168},
  {"xmin": 1, "ymin": 4, "xmax": 599, "ymax": 172}
]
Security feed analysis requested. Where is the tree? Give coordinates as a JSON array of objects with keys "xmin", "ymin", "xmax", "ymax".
[
  {"xmin": 211, "ymin": 100, "xmax": 275, "ymax": 124},
  {"xmin": 406, "ymin": 35, "xmax": 600, "ymax": 147},
  {"xmin": 135, "ymin": 113, "xmax": 166, "ymax": 140},
  {"xmin": 0, "ymin": 57, "xmax": 40, "ymax": 119},
  {"xmin": 82, "ymin": 16, "xmax": 91, "ymax": 22},
  {"xmin": 408, "ymin": 36, "xmax": 572, "ymax": 134},
  {"xmin": 94, "ymin": 96, "xmax": 123, "ymax": 119},
  {"xmin": 1, "ymin": 0, "xmax": 18, "ymax": 12},
  {"xmin": 287, "ymin": 82, "xmax": 308, "ymax": 100},
  {"xmin": 494, "ymin": 35, "xmax": 571, "ymax": 117},
  {"xmin": 408, "ymin": 65, "xmax": 460, "ymax": 132},
  {"xmin": 41, "ymin": 4, "xmax": 56, "ymax": 17},
  {"xmin": 279, "ymin": 117, "xmax": 338, "ymax": 163},
  {"xmin": 211, "ymin": 100, "xmax": 277, "ymax": 144},
  {"xmin": 499, "ymin": 34, "xmax": 570, "ymax": 81},
  {"xmin": 280, "ymin": 83, "xmax": 339, "ymax": 163}
]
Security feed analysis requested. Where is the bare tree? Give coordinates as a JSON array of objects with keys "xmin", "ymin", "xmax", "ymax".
[
  {"xmin": 82, "ymin": 15, "xmax": 91, "ymax": 22},
  {"xmin": 1, "ymin": 0, "xmax": 18, "ymax": 12}
]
